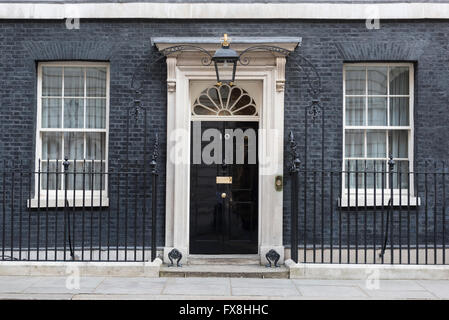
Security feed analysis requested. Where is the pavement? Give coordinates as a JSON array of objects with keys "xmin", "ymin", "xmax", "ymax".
[{"xmin": 0, "ymin": 276, "xmax": 448, "ymax": 299}]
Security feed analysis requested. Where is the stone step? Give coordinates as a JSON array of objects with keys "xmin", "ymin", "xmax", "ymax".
[
  {"xmin": 160, "ymin": 264, "xmax": 289, "ymax": 278},
  {"xmin": 188, "ymin": 255, "xmax": 260, "ymax": 265}
]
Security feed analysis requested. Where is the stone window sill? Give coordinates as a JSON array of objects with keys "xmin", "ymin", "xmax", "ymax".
[
  {"xmin": 27, "ymin": 197, "xmax": 109, "ymax": 209},
  {"xmin": 339, "ymin": 195, "xmax": 421, "ymax": 208}
]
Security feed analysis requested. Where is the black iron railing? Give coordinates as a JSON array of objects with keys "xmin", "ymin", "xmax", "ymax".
[
  {"xmin": 0, "ymin": 157, "xmax": 159, "ymax": 262},
  {"xmin": 289, "ymin": 151, "xmax": 449, "ymax": 265}
]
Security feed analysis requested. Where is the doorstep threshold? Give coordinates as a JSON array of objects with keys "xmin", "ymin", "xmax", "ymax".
[
  {"xmin": 160, "ymin": 264, "xmax": 289, "ymax": 278},
  {"xmin": 187, "ymin": 254, "xmax": 261, "ymax": 266}
]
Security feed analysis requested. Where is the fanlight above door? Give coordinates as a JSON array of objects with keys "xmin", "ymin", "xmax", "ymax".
[{"xmin": 192, "ymin": 84, "xmax": 258, "ymax": 118}]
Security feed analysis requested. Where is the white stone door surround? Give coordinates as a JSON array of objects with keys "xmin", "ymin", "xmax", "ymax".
[{"xmin": 153, "ymin": 37, "xmax": 301, "ymax": 264}]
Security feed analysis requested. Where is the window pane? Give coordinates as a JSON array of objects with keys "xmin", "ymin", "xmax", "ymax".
[
  {"xmin": 64, "ymin": 67, "xmax": 84, "ymax": 97},
  {"xmin": 366, "ymin": 130, "xmax": 386, "ymax": 158},
  {"xmin": 41, "ymin": 161, "xmax": 62, "ymax": 190},
  {"xmin": 390, "ymin": 67, "xmax": 409, "ymax": 95},
  {"xmin": 347, "ymin": 160, "xmax": 385, "ymax": 190},
  {"xmin": 86, "ymin": 133, "xmax": 106, "ymax": 160},
  {"xmin": 365, "ymin": 160, "xmax": 384, "ymax": 189},
  {"xmin": 346, "ymin": 160, "xmax": 364, "ymax": 189},
  {"xmin": 389, "ymin": 130, "xmax": 408, "ymax": 158},
  {"xmin": 87, "ymin": 67, "xmax": 107, "ymax": 97},
  {"xmin": 368, "ymin": 67, "xmax": 387, "ymax": 95},
  {"xmin": 193, "ymin": 105, "xmax": 215, "ymax": 115},
  {"xmin": 86, "ymin": 99, "xmax": 106, "ymax": 129},
  {"xmin": 368, "ymin": 97, "xmax": 387, "ymax": 126},
  {"xmin": 392, "ymin": 160, "xmax": 409, "ymax": 189},
  {"xmin": 42, "ymin": 132, "xmax": 61, "ymax": 160},
  {"xmin": 85, "ymin": 161, "xmax": 106, "ymax": 190},
  {"xmin": 65, "ymin": 161, "xmax": 85, "ymax": 190},
  {"xmin": 42, "ymin": 67, "xmax": 62, "ymax": 96},
  {"xmin": 345, "ymin": 130, "xmax": 364, "ymax": 157},
  {"xmin": 233, "ymin": 105, "xmax": 257, "ymax": 116},
  {"xmin": 64, "ymin": 98, "xmax": 84, "ymax": 128},
  {"xmin": 345, "ymin": 97, "xmax": 365, "ymax": 125},
  {"xmin": 198, "ymin": 93, "xmax": 219, "ymax": 111},
  {"xmin": 390, "ymin": 97, "xmax": 409, "ymax": 126},
  {"xmin": 41, "ymin": 98, "xmax": 61, "ymax": 128},
  {"xmin": 64, "ymin": 132, "xmax": 84, "ymax": 160},
  {"xmin": 345, "ymin": 67, "xmax": 365, "ymax": 95}
]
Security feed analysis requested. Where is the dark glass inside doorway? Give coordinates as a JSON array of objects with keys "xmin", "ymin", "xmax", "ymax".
[{"xmin": 190, "ymin": 121, "xmax": 258, "ymax": 254}]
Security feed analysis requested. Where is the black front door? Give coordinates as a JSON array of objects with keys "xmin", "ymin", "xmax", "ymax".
[{"xmin": 190, "ymin": 121, "xmax": 258, "ymax": 254}]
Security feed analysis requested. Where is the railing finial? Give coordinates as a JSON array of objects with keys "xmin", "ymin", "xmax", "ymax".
[
  {"xmin": 150, "ymin": 133, "xmax": 159, "ymax": 174},
  {"xmin": 63, "ymin": 157, "xmax": 70, "ymax": 171},
  {"xmin": 388, "ymin": 154, "xmax": 395, "ymax": 171}
]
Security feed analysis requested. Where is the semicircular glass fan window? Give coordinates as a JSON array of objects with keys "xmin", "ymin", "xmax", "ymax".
[{"xmin": 192, "ymin": 84, "xmax": 258, "ymax": 117}]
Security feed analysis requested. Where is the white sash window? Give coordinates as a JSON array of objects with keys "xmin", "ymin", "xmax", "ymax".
[
  {"xmin": 342, "ymin": 63, "xmax": 415, "ymax": 205},
  {"xmin": 33, "ymin": 62, "xmax": 109, "ymax": 207}
]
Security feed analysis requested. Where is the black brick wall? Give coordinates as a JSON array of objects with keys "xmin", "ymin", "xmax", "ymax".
[{"xmin": 0, "ymin": 19, "xmax": 448, "ymax": 253}]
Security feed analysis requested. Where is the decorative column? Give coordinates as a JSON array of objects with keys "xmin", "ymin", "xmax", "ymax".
[
  {"xmin": 163, "ymin": 56, "xmax": 188, "ymax": 263},
  {"xmin": 259, "ymin": 56, "xmax": 286, "ymax": 265}
]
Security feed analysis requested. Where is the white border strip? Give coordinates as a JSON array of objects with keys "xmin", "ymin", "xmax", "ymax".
[
  {"xmin": 1, "ymin": 3, "xmax": 449, "ymax": 20},
  {"xmin": 286, "ymin": 260, "xmax": 449, "ymax": 280}
]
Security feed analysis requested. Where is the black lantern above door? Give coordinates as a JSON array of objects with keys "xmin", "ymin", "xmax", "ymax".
[{"xmin": 211, "ymin": 34, "xmax": 239, "ymax": 86}]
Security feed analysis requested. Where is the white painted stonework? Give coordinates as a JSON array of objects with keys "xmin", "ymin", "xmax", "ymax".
[
  {"xmin": 157, "ymin": 38, "xmax": 299, "ymax": 264},
  {"xmin": 0, "ymin": 259, "xmax": 162, "ymax": 277},
  {"xmin": 285, "ymin": 260, "xmax": 449, "ymax": 280},
  {"xmin": 2, "ymin": 2, "xmax": 449, "ymax": 20}
]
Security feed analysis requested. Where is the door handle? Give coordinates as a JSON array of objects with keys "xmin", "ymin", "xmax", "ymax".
[{"xmin": 221, "ymin": 192, "xmax": 227, "ymax": 199}]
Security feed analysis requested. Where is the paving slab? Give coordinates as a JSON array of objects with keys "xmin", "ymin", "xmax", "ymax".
[
  {"xmin": 292, "ymin": 279, "xmax": 365, "ymax": 287},
  {"xmin": 94, "ymin": 277, "xmax": 166, "ymax": 295},
  {"xmin": 230, "ymin": 278, "xmax": 300, "ymax": 296},
  {"xmin": 361, "ymin": 289, "xmax": 437, "ymax": 299},
  {"xmin": 23, "ymin": 276, "xmax": 105, "ymax": 294},
  {"xmin": 374, "ymin": 280, "xmax": 425, "ymax": 291},
  {"xmin": 231, "ymin": 286, "xmax": 300, "ymax": 297},
  {"xmin": 415, "ymin": 280, "xmax": 449, "ymax": 299},
  {"xmin": 231, "ymin": 278, "xmax": 296, "ymax": 288},
  {"xmin": 0, "ymin": 276, "xmax": 447, "ymax": 300},
  {"xmin": 163, "ymin": 278, "xmax": 231, "ymax": 296},
  {"xmin": 0, "ymin": 276, "xmax": 42, "ymax": 293},
  {"xmin": 297, "ymin": 284, "xmax": 368, "ymax": 298}
]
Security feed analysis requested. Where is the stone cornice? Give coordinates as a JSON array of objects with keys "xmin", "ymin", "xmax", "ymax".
[{"xmin": 2, "ymin": 2, "xmax": 449, "ymax": 20}]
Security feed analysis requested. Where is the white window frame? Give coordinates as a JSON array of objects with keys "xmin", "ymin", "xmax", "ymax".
[
  {"xmin": 30, "ymin": 61, "xmax": 110, "ymax": 208},
  {"xmin": 341, "ymin": 62, "xmax": 419, "ymax": 207}
]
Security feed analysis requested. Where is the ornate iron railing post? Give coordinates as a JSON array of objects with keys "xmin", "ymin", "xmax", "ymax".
[
  {"xmin": 388, "ymin": 155, "xmax": 395, "ymax": 262},
  {"xmin": 62, "ymin": 158, "xmax": 75, "ymax": 260},
  {"xmin": 150, "ymin": 134, "xmax": 159, "ymax": 262},
  {"xmin": 289, "ymin": 131, "xmax": 301, "ymax": 263}
]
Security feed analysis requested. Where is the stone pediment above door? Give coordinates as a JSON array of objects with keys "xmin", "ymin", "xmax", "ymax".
[
  {"xmin": 152, "ymin": 37, "xmax": 301, "ymax": 66},
  {"xmin": 153, "ymin": 36, "xmax": 301, "ymax": 93}
]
